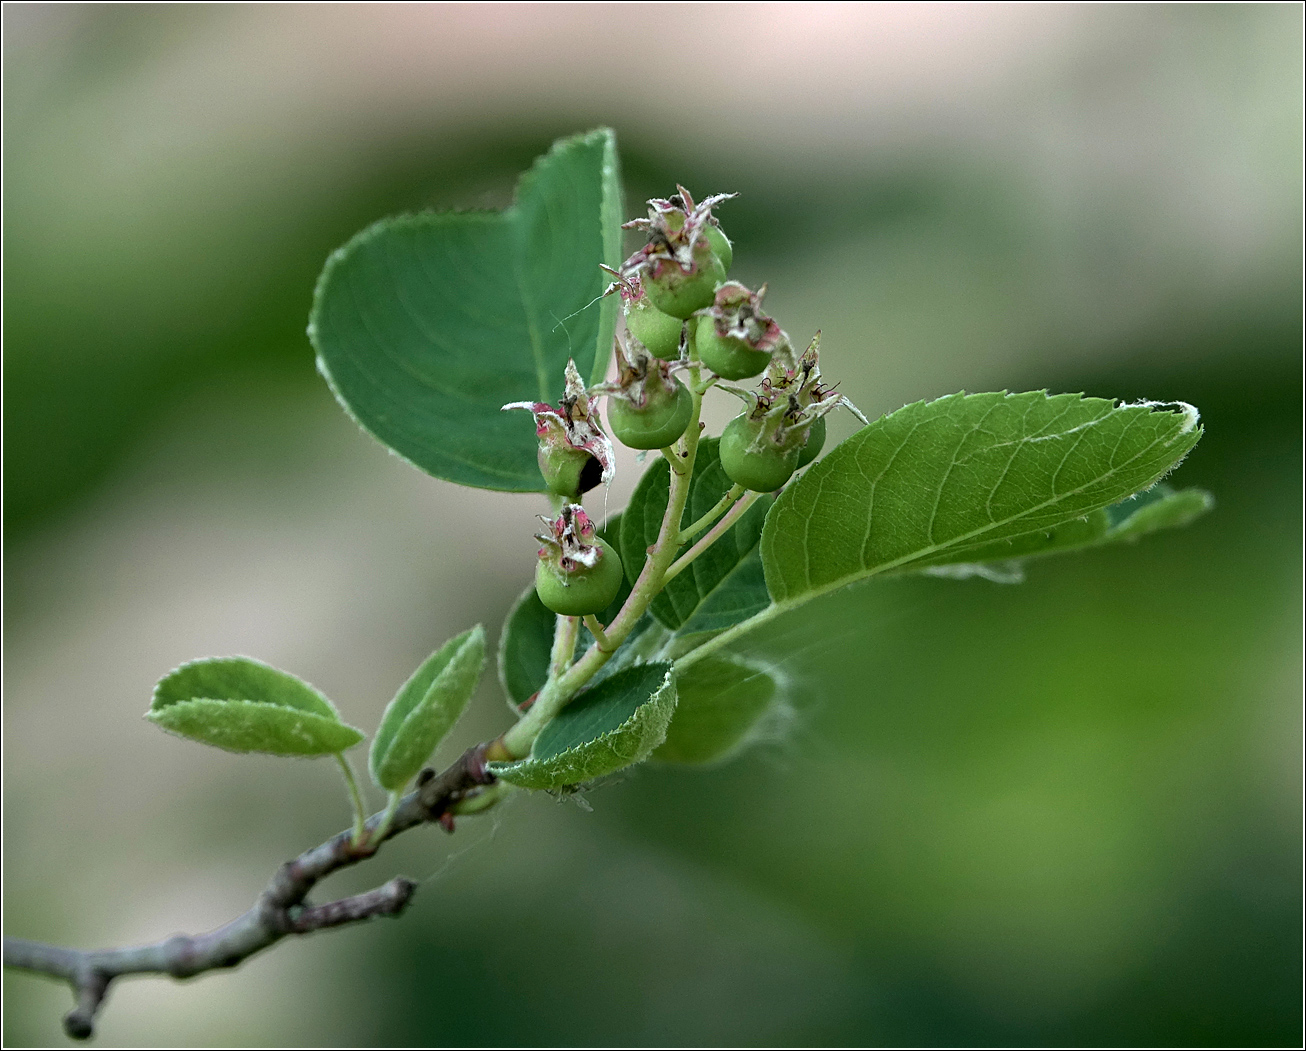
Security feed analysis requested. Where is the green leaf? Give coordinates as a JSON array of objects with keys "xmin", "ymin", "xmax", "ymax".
[
  {"xmin": 148, "ymin": 657, "xmax": 363, "ymax": 756},
  {"xmin": 310, "ymin": 128, "xmax": 623, "ymax": 491},
  {"xmin": 762, "ymin": 392, "xmax": 1203, "ymax": 605},
  {"xmin": 918, "ymin": 484, "xmax": 1215, "ymax": 581},
  {"xmin": 621, "ymin": 438, "xmax": 772, "ymax": 633},
  {"xmin": 489, "ymin": 663, "xmax": 677, "ymax": 790},
  {"xmin": 370, "ymin": 626, "xmax": 486, "ymax": 792},
  {"xmin": 654, "ymin": 655, "xmax": 778, "ymax": 765},
  {"xmin": 498, "ymin": 513, "xmax": 629, "ymax": 713},
  {"xmin": 676, "ymin": 549, "xmax": 771, "ymax": 635},
  {"xmin": 498, "ymin": 585, "xmax": 556, "ymax": 713}
]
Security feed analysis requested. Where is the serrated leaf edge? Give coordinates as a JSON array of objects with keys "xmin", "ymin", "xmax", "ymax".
[
  {"xmin": 488, "ymin": 667, "xmax": 677, "ymax": 789},
  {"xmin": 762, "ymin": 391, "xmax": 1204, "ymax": 603}
]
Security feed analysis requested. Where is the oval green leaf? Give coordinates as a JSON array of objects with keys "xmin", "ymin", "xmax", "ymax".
[
  {"xmin": 370, "ymin": 626, "xmax": 487, "ymax": 792},
  {"xmin": 148, "ymin": 657, "xmax": 363, "ymax": 756},
  {"xmin": 489, "ymin": 663, "xmax": 677, "ymax": 790},
  {"xmin": 654, "ymin": 655, "xmax": 778, "ymax": 766},
  {"xmin": 761, "ymin": 392, "xmax": 1204, "ymax": 605},
  {"xmin": 498, "ymin": 585, "xmax": 557, "ymax": 713},
  {"xmin": 310, "ymin": 128, "xmax": 623, "ymax": 491}
]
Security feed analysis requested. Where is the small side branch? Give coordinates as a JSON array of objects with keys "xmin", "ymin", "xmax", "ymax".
[
  {"xmin": 3, "ymin": 744, "xmax": 498, "ymax": 1040},
  {"xmin": 663, "ymin": 491, "xmax": 761, "ymax": 585},
  {"xmin": 582, "ymin": 614, "xmax": 612, "ymax": 652},
  {"xmin": 291, "ymin": 877, "xmax": 416, "ymax": 933},
  {"xmin": 678, "ymin": 484, "xmax": 745, "ymax": 546}
]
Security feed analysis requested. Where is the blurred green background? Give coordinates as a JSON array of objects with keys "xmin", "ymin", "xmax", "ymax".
[{"xmin": 3, "ymin": 5, "xmax": 1300, "ymax": 1047}]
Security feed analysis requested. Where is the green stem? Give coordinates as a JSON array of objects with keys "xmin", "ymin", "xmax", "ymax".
[
  {"xmin": 582, "ymin": 614, "xmax": 612, "ymax": 652},
  {"xmin": 664, "ymin": 491, "xmax": 761, "ymax": 585},
  {"xmin": 660, "ymin": 446, "xmax": 688, "ymax": 475},
  {"xmin": 369, "ymin": 790, "xmax": 402, "ymax": 847},
  {"xmin": 548, "ymin": 615, "xmax": 579, "ymax": 679},
  {"xmin": 502, "ymin": 380, "xmax": 706, "ymax": 757},
  {"xmin": 334, "ymin": 753, "xmax": 368, "ymax": 847},
  {"xmin": 673, "ymin": 601, "xmax": 785, "ymax": 673},
  {"xmin": 678, "ymin": 484, "xmax": 746, "ymax": 546},
  {"xmin": 449, "ymin": 780, "xmax": 514, "ymax": 815}
]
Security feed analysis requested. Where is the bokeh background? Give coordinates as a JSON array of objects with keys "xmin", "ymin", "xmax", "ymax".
[{"xmin": 3, "ymin": 4, "xmax": 1301, "ymax": 1046}]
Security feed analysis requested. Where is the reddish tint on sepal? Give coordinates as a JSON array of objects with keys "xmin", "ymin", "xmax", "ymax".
[
  {"xmin": 503, "ymin": 360, "xmax": 616, "ymax": 498},
  {"xmin": 533, "ymin": 504, "xmax": 625, "ymax": 616},
  {"xmin": 536, "ymin": 503, "xmax": 603, "ymax": 570},
  {"xmin": 598, "ymin": 334, "xmax": 693, "ymax": 450},
  {"xmin": 695, "ymin": 281, "xmax": 791, "ymax": 380},
  {"xmin": 718, "ymin": 333, "xmax": 867, "ymax": 490}
]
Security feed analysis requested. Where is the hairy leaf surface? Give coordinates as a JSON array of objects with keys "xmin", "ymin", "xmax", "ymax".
[
  {"xmin": 489, "ymin": 663, "xmax": 676, "ymax": 789},
  {"xmin": 370, "ymin": 626, "xmax": 486, "ymax": 791},
  {"xmin": 762, "ymin": 392, "xmax": 1203, "ymax": 604},
  {"xmin": 311, "ymin": 128, "xmax": 623, "ymax": 490},
  {"xmin": 148, "ymin": 657, "xmax": 363, "ymax": 756}
]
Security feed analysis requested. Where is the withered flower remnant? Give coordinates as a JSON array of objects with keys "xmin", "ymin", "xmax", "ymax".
[
  {"xmin": 503, "ymin": 360, "xmax": 616, "ymax": 499},
  {"xmin": 621, "ymin": 186, "xmax": 736, "ymax": 319}
]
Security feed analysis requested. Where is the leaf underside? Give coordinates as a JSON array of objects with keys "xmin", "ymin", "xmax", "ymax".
[
  {"xmin": 310, "ymin": 128, "xmax": 623, "ymax": 491},
  {"xmin": 654, "ymin": 655, "xmax": 778, "ymax": 766},
  {"xmin": 490, "ymin": 663, "xmax": 677, "ymax": 790},
  {"xmin": 917, "ymin": 483, "xmax": 1214, "ymax": 581},
  {"xmin": 149, "ymin": 700, "xmax": 364, "ymax": 757}
]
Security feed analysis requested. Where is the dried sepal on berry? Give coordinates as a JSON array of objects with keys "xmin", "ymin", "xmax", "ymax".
[
  {"xmin": 533, "ymin": 504, "xmax": 625, "ymax": 616},
  {"xmin": 621, "ymin": 186, "xmax": 737, "ymax": 319},
  {"xmin": 596, "ymin": 333, "xmax": 693, "ymax": 450},
  {"xmin": 602, "ymin": 268, "xmax": 684, "ymax": 360},
  {"xmin": 503, "ymin": 360, "xmax": 616, "ymax": 498},
  {"xmin": 759, "ymin": 332, "xmax": 868, "ymax": 433},
  {"xmin": 694, "ymin": 281, "xmax": 792, "ymax": 381},
  {"xmin": 718, "ymin": 333, "xmax": 866, "ymax": 490}
]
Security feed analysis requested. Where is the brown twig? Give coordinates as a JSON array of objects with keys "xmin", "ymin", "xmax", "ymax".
[{"xmin": 3, "ymin": 744, "xmax": 498, "ymax": 1040}]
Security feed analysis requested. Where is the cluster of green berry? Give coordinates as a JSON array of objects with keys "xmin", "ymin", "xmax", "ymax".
[{"xmin": 508, "ymin": 187, "xmax": 863, "ymax": 617}]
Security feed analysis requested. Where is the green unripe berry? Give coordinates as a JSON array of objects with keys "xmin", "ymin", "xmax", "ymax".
[
  {"xmin": 606, "ymin": 379, "xmax": 693, "ymax": 450},
  {"xmin": 538, "ymin": 444, "xmax": 602, "ymax": 499},
  {"xmin": 535, "ymin": 538, "xmax": 624, "ymax": 616},
  {"xmin": 703, "ymin": 223, "xmax": 733, "ymax": 272},
  {"xmin": 719, "ymin": 415, "xmax": 800, "ymax": 493},
  {"xmin": 626, "ymin": 299, "xmax": 683, "ymax": 359},
  {"xmin": 796, "ymin": 415, "xmax": 827, "ymax": 469},
  {"xmin": 695, "ymin": 315, "xmax": 772, "ymax": 380},
  {"xmin": 643, "ymin": 253, "xmax": 727, "ymax": 320}
]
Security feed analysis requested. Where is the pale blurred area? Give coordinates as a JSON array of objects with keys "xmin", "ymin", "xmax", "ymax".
[{"xmin": 3, "ymin": 5, "xmax": 1301, "ymax": 1047}]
